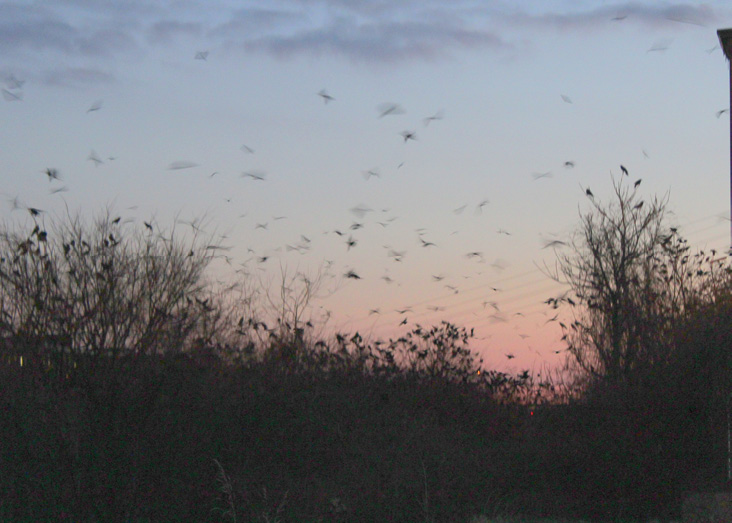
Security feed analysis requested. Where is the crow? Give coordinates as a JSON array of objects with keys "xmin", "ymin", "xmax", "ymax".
[
  {"xmin": 44, "ymin": 168, "xmax": 61, "ymax": 181},
  {"xmin": 87, "ymin": 100, "xmax": 103, "ymax": 113},
  {"xmin": 377, "ymin": 103, "xmax": 405, "ymax": 117},
  {"xmin": 401, "ymin": 130, "xmax": 416, "ymax": 142},
  {"xmin": 423, "ymin": 110, "xmax": 443, "ymax": 126},
  {"xmin": 241, "ymin": 171, "xmax": 266, "ymax": 181},
  {"xmin": 318, "ymin": 89, "xmax": 334, "ymax": 103}
]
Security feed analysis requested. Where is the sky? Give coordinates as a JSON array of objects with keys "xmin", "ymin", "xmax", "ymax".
[{"xmin": 2, "ymin": 0, "xmax": 732, "ymax": 374}]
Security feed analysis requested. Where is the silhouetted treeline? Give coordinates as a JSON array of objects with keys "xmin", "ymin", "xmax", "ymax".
[{"xmin": 0, "ymin": 209, "xmax": 731, "ymax": 521}]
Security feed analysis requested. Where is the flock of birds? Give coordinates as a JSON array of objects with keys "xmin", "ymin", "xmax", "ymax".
[{"xmin": 2, "ymin": 12, "xmax": 728, "ymax": 368}]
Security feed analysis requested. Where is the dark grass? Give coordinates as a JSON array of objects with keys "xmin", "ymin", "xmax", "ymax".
[{"xmin": 1, "ymin": 311, "xmax": 730, "ymax": 522}]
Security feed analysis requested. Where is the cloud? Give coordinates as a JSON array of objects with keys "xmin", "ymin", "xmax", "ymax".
[
  {"xmin": 147, "ymin": 20, "xmax": 203, "ymax": 44},
  {"xmin": 0, "ymin": 3, "xmax": 137, "ymax": 57},
  {"xmin": 42, "ymin": 67, "xmax": 115, "ymax": 87},
  {"xmin": 502, "ymin": 2, "xmax": 721, "ymax": 31},
  {"xmin": 212, "ymin": 5, "xmax": 509, "ymax": 63},
  {"xmin": 0, "ymin": 0, "xmax": 727, "ymax": 72}
]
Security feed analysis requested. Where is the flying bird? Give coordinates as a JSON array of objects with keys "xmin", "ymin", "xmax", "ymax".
[
  {"xmin": 423, "ymin": 110, "xmax": 444, "ymax": 126},
  {"xmin": 240, "ymin": 144, "xmax": 255, "ymax": 154},
  {"xmin": 194, "ymin": 51, "xmax": 209, "ymax": 60},
  {"xmin": 4, "ymin": 75, "xmax": 24, "ymax": 90},
  {"xmin": 377, "ymin": 103, "xmax": 405, "ymax": 118},
  {"xmin": 420, "ymin": 238, "xmax": 436, "ymax": 248},
  {"xmin": 542, "ymin": 239, "xmax": 567, "ymax": 249},
  {"xmin": 88, "ymin": 150, "xmax": 104, "ymax": 167},
  {"xmin": 532, "ymin": 172, "xmax": 552, "ymax": 180},
  {"xmin": 318, "ymin": 89, "xmax": 335, "ymax": 103},
  {"xmin": 241, "ymin": 171, "xmax": 266, "ymax": 181},
  {"xmin": 401, "ymin": 130, "xmax": 416, "ymax": 143},
  {"xmin": 168, "ymin": 161, "xmax": 198, "ymax": 170},
  {"xmin": 717, "ymin": 109, "xmax": 729, "ymax": 118},
  {"xmin": 1, "ymin": 89, "xmax": 22, "ymax": 101},
  {"xmin": 564, "ymin": 161, "xmax": 575, "ymax": 168},
  {"xmin": 345, "ymin": 270, "xmax": 361, "ymax": 279},
  {"xmin": 561, "ymin": 94, "xmax": 572, "ymax": 104},
  {"xmin": 87, "ymin": 100, "xmax": 103, "ymax": 113},
  {"xmin": 44, "ymin": 168, "xmax": 61, "ymax": 181},
  {"xmin": 350, "ymin": 204, "xmax": 373, "ymax": 218},
  {"xmin": 647, "ymin": 38, "xmax": 672, "ymax": 52}
]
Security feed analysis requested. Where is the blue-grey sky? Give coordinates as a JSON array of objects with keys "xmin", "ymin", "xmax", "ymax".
[{"xmin": 2, "ymin": 0, "xmax": 732, "ymax": 372}]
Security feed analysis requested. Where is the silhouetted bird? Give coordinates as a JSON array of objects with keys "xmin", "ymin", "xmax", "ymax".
[
  {"xmin": 423, "ymin": 110, "xmax": 443, "ymax": 126},
  {"xmin": 401, "ymin": 130, "xmax": 416, "ymax": 142},
  {"xmin": 620, "ymin": 165, "xmax": 628, "ymax": 176},
  {"xmin": 586, "ymin": 188, "xmax": 594, "ymax": 198},
  {"xmin": 318, "ymin": 89, "xmax": 334, "ymax": 103},
  {"xmin": 564, "ymin": 161, "xmax": 575, "ymax": 168},
  {"xmin": 345, "ymin": 270, "xmax": 360, "ymax": 279},
  {"xmin": 168, "ymin": 161, "xmax": 198, "ymax": 170},
  {"xmin": 195, "ymin": 51, "xmax": 209, "ymax": 60},
  {"xmin": 144, "ymin": 221, "xmax": 153, "ymax": 231},
  {"xmin": 377, "ymin": 103, "xmax": 405, "ymax": 117},
  {"xmin": 532, "ymin": 172, "xmax": 552, "ymax": 180},
  {"xmin": 634, "ymin": 201, "xmax": 644, "ymax": 210},
  {"xmin": 561, "ymin": 94, "xmax": 572, "ymax": 104},
  {"xmin": 44, "ymin": 168, "xmax": 61, "ymax": 181},
  {"xmin": 1, "ymin": 89, "xmax": 22, "ymax": 101},
  {"xmin": 87, "ymin": 100, "xmax": 103, "ymax": 113},
  {"xmin": 420, "ymin": 238, "xmax": 436, "ymax": 247},
  {"xmin": 88, "ymin": 150, "xmax": 103, "ymax": 167},
  {"xmin": 241, "ymin": 171, "xmax": 266, "ymax": 181},
  {"xmin": 28, "ymin": 207, "xmax": 43, "ymax": 216},
  {"xmin": 505, "ymin": 353, "xmax": 515, "ymax": 359},
  {"xmin": 717, "ymin": 109, "xmax": 729, "ymax": 118},
  {"xmin": 634, "ymin": 179, "xmax": 642, "ymax": 188}
]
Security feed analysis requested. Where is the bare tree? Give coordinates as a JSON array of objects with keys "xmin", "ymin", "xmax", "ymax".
[
  {"xmin": 0, "ymin": 208, "xmax": 236, "ymax": 386},
  {"xmin": 550, "ymin": 176, "xmax": 673, "ymax": 382}
]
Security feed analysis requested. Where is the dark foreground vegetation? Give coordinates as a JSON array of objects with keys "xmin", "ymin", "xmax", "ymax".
[{"xmin": 1, "ymin": 179, "xmax": 732, "ymax": 522}]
